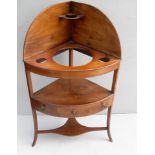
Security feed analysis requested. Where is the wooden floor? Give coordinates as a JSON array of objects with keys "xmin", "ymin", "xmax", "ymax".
[{"xmin": 18, "ymin": 114, "xmax": 137, "ymax": 155}]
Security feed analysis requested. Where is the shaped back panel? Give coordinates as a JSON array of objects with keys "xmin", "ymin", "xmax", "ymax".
[
  {"xmin": 24, "ymin": 2, "xmax": 71, "ymax": 59},
  {"xmin": 24, "ymin": 2, "xmax": 121, "ymax": 59},
  {"xmin": 72, "ymin": 2, "xmax": 121, "ymax": 58}
]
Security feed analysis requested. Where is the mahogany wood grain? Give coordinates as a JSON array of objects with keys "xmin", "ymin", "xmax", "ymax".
[
  {"xmin": 24, "ymin": 2, "xmax": 71, "ymax": 59},
  {"xmin": 31, "ymin": 79, "xmax": 114, "ymax": 117},
  {"xmin": 23, "ymin": 1, "xmax": 121, "ymax": 146},
  {"xmin": 24, "ymin": 42, "xmax": 120, "ymax": 78},
  {"xmin": 72, "ymin": 2, "xmax": 121, "ymax": 58},
  {"xmin": 37, "ymin": 118, "xmax": 107, "ymax": 136},
  {"xmin": 24, "ymin": 1, "xmax": 121, "ymax": 60}
]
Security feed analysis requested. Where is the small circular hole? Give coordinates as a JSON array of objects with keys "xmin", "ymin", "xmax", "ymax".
[
  {"xmin": 66, "ymin": 13, "xmax": 77, "ymax": 18},
  {"xmin": 99, "ymin": 57, "xmax": 110, "ymax": 62},
  {"xmin": 36, "ymin": 58, "xmax": 47, "ymax": 63}
]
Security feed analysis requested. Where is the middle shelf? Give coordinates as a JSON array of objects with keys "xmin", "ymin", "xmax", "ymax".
[{"xmin": 31, "ymin": 79, "xmax": 114, "ymax": 117}]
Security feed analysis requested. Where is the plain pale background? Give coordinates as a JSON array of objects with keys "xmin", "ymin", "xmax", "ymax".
[
  {"xmin": 17, "ymin": 0, "xmax": 137, "ymax": 115},
  {"xmin": 2, "ymin": 0, "xmax": 155, "ymax": 155}
]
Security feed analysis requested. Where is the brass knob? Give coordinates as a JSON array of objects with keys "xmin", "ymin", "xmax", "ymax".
[
  {"xmin": 70, "ymin": 110, "xmax": 76, "ymax": 116},
  {"xmin": 40, "ymin": 104, "xmax": 46, "ymax": 110},
  {"xmin": 101, "ymin": 103, "xmax": 107, "ymax": 109}
]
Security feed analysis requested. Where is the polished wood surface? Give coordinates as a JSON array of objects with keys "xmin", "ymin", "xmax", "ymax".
[
  {"xmin": 31, "ymin": 79, "xmax": 113, "ymax": 117},
  {"xmin": 32, "ymin": 79, "xmax": 112, "ymax": 105},
  {"xmin": 37, "ymin": 118, "xmax": 107, "ymax": 136},
  {"xmin": 24, "ymin": 1, "xmax": 121, "ymax": 60},
  {"xmin": 24, "ymin": 42, "xmax": 120, "ymax": 78},
  {"xmin": 23, "ymin": 1, "xmax": 121, "ymax": 146},
  {"xmin": 24, "ymin": 2, "xmax": 71, "ymax": 59},
  {"xmin": 72, "ymin": 2, "xmax": 121, "ymax": 58}
]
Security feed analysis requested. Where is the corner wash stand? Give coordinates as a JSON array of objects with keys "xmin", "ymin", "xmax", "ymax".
[{"xmin": 23, "ymin": 1, "xmax": 121, "ymax": 146}]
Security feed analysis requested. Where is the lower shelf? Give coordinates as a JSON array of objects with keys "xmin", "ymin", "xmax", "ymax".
[
  {"xmin": 32, "ymin": 117, "xmax": 113, "ymax": 146},
  {"xmin": 31, "ymin": 79, "xmax": 114, "ymax": 117},
  {"xmin": 37, "ymin": 118, "xmax": 107, "ymax": 136}
]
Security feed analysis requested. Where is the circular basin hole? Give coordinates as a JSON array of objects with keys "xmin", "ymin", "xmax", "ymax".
[
  {"xmin": 99, "ymin": 57, "xmax": 110, "ymax": 62},
  {"xmin": 36, "ymin": 58, "xmax": 47, "ymax": 63},
  {"xmin": 66, "ymin": 13, "xmax": 77, "ymax": 18},
  {"xmin": 53, "ymin": 48, "xmax": 92, "ymax": 67}
]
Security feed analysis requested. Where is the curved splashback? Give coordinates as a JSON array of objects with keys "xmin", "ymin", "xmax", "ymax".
[{"xmin": 24, "ymin": 1, "xmax": 121, "ymax": 59}]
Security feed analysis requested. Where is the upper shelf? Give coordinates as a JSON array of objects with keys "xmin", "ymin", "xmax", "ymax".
[
  {"xmin": 24, "ymin": 42, "xmax": 120, "ymax": 78},
  {"xmin": 23, "ymin": 1, "xmax": 121, "ymax": 60}
]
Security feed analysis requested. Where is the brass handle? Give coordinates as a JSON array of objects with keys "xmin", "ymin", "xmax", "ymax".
[{"xmin": 40, "ymin": 104, "xmax": 46, "ymax": 110}]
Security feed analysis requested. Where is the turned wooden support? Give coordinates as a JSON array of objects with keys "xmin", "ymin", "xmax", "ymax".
[{"xmin": 69, "ymin": 49, "xmax": 73, "ymax": 66}]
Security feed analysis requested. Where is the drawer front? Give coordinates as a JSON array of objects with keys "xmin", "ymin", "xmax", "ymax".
[{"xmin": 31, "ymin": 95, "xmax": 114, "ymax": 118}]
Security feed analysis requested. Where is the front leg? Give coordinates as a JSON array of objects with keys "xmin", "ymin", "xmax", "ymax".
[
  {"xmin": 32, "ymin": 108, "xmax": 38, "ymax": 147},
  {"xmin": 107, "ymin": 106, "xmax": 113, "ymax": 142}
]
